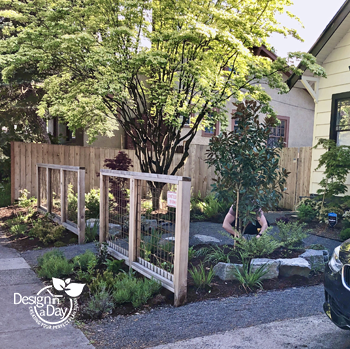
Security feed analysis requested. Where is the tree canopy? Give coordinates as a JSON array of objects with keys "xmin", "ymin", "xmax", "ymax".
[{"xmin": 0, "ymin": 0, "xmax": 325, "ymax": 185}]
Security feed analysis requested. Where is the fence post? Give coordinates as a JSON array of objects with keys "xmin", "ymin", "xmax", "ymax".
[
  {"xmin": 99, "ymin": 174, "xmax": 109, "ymax": 243},
  {"xmin": 60, "ymin": 169, "xmax": 66, "ymax": 223},
  {"xmin": 11, "ymin": 141, "xmax": 15, "ymax": 204},
  {"xmin": 77, "ymin": 168, "xmax": 85, "ymax": 244},
  {"xmin": 173, "ymin": 178, "xmax": 191, "ymax": 307},
  {"xmin": 47, "ymin": 167, "xmax": 52, "ymax": 213},
  {"xmin": 36, "ymin": 165, "xmax": 41, "ymax": 209},
  {"xmin": 128, "ymin": 178, "xmax": 137, "ymax": 263}
]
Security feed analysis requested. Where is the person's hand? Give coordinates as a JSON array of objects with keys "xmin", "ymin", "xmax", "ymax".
[{"xmin": 256, "ymin": 233, "xmax": 262, "ymax": 239}]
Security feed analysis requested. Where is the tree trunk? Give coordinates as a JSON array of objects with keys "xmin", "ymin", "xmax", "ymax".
[{"xmin": 148, "ymin": 181, "xmax": 166, "ymax": 211}]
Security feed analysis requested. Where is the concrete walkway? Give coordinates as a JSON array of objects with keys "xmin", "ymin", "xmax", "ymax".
[
  {"xmin": 0, "ymin": 231, "xmax": 93, "ymax": 349},
  {"xmin": 149, "ymin": 314, "xmax": 350, "ymax": 349}
]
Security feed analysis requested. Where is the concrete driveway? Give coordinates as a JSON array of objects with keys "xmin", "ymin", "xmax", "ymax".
[{"xmin": 149, "ymin": 315, "xmax": 350, "ymax": 349}]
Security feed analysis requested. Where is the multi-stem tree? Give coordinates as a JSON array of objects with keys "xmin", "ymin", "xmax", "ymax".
[{"xmin": 0, "ymin": 0, "xmax": 325, "ymax": 209}]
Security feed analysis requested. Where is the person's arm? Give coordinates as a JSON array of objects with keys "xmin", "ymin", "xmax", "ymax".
[
  {"xmin": 256, "ymin": 211, "xmax": 268, "ymax": 238},
  {"xmin": 222, "ymin": 210, "xmax": 240, "ymax": 238}
]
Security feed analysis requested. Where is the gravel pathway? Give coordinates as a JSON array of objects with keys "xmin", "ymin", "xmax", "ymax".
[
  {"xmin": 20, "ymin": 242, "xmax": 98, "ymax": 267},
  {"xmin": 81, "ymin": 285, "xmax": 325, "ymax": 349}
]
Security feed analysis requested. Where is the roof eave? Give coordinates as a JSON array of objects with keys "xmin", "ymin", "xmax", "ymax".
[{"xmin": 287, "ymin": 0, "xmax": 350, "ymax": 89}]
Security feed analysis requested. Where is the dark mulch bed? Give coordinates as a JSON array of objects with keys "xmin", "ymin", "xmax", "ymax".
[
  {"xmin": 305, "ymin": 221, "xmax": 342, "ymax": 241},
  {"xmin": 287, "ymin": 215, "xmax": 343, "ymax": 241},
  {"xmin": 0, "ymin": 205, "xmax": 325, "ymax": 319},
  {"xmin": 0, "ymin": 206, "xmax": 78, "ymax": 251},
  {"xmin": 75, "ymin": 271, "xmax": 324, "ymax": 319},
  {"xmin": 4, "ymin": 229, "xmax": 78, "ymax": 251}
]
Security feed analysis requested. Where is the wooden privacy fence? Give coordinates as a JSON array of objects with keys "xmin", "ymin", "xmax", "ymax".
[
  {"xmin": 36, "ymin": 163, "xmax": 86, "ymax": 244},
  {"xmin": 278, "ymin": 147, "xmax": 312, "ymax": 210},
  {"xmin": 11, "ymin": 142, "xmax": 311, "ymax": 210},
  {"xmin": 99, "ymin": 169, "xmax": 191, "ymax": 307},
  {"xmin": 11, "ymin": 142, "xmax": 214, "ymax": 201}
]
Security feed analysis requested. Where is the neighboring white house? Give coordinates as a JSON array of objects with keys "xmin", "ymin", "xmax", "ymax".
[{"xmin": 288, "ymin": 0, "xmax": 350, "ymax": 195}]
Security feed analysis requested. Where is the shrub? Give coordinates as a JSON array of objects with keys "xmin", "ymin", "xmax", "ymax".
[
  {"xmin": 18, "ymin": 189, "xmax": 37, "ymax": 208},
  {"xmin": 112, "ymin": 274, "xmax": 161, "ymax": 308},
  {"xmin": 9, "ymin": 224, "xmax": 27, "ymax": 237},
  {"xmin": 233, "ymin": 256, "xmax": 268, "ymax": 292},
  {"xmin": 37, "ymin": 249, "xmax": 64, "ymax": 266},
  {"xmin": 105, "ymin": 258, "xmax": 125, "ymax": 275},
  {"xmin": 85, "ymin": 188, "xmax": 100, "ymax": 219},
  {"xmin": 314, "ymin": 139, "xmax": 350, "ymax": 203},
  {"xmin": 85, "ymin": 285, "xmax": 114, "ymax": 319},
  {"xmin": 29, "ymin": 219, "xmax": 65, "ymax": 245},
  {"xmin": 296, "ymin": 203, "xmax": 317, "ymax": 222},
  {"xmin": 189, "ymin": 263, "xmax": 214, "ymax": 291},
  {"xmin": 54, "ymin": 241, "xmax": 66, "ymax": 247},
  {"xmin": 340, "ymin": 228, "xmax": 350, "ymax": 241},
  {"xmin": 0, "ymin": 180, "xmax": 11, "ymax": 208},
  {"xmin": 203, "ymin": 245, "xmax": 232, "ymax": 264},
  {"xmin": 6, "ymin": 213, "xmax": 26, "ymax": 227},
  {"xmin": 190, "ymin": 192, "xmax": 231, "ymax": 222},
  {"xmin": 275, "ymin": 221, "xmax": 309, "ymax": 249},
  {"xmin": 85, "ymin": 220, "xmax": 99, "ymax": 243},
  {"xmin": 103, "ymin": 151, "xmax": 133, "ymax": 214},
  {"xmin": 37, "ymin": 250, "xmax": 73, "ymax": 279},
  {"xmin": 89, "ymin": 271, "xmax": 116, "ymax": 294},
  {"xmin": 318, "ymin": 206, "xmax": 344, "ymax": 224},
  {"xmin": 202, "ymin": 194, "xmax": 220, "ymax": 219},
  {"xmin": 235, "ymin": 231, "xmax": 280, "ymax": 259},
  {"xmin": 73, "ymin": 250, "xmax": 97, "ymax": 271},
  {"xmin": 343, "ymin": 211, "xmax": 350, "ymax": 229}
]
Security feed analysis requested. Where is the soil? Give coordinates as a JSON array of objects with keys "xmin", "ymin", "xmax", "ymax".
[
  {"xmin": 0, "ymin": 205, "xmax": 78, "ymax": 251},
  {"xmin": 305, "ymin": 221, "xmax": 343, "ymax": 241},
  {"xmin": 287, "ymin": 215, "xmax": 343, "ymax": 241}
]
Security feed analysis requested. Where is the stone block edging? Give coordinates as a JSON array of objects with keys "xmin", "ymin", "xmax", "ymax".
[{"xmin": 213, "ymin": 251, "xmax": 328, "ymax": 281}]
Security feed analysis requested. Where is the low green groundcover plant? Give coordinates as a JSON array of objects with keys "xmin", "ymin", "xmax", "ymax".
[
  {"xmin": 113, "ymin": 273, "xmax": 161, "ymax": 308},
  {"xmin": 37, "ymin": 250, "xmax": 73, "ymax": 279},
  {"xmin": 29, "ymin": 218, "xmax": 65, "ymax": 245},
  {"xmin": 36, "ymin": 248, "xmax": 162, "ymax": 319}
]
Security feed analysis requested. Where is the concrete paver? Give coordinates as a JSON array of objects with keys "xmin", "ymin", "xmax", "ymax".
[
  {"xmin": 0, "ymin": 232, "xmax": 93, "ymax": 349},
  {"xmin": 0, "ymin": 257, "xmax": 31, "ymax": 270}
]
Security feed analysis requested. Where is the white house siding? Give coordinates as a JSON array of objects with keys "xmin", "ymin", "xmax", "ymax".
[
  {"xmin": 261, "ymin": 84, "xmax": 315, "ymax": 148},
  {"xmin": 179, "ymin": 83, "xmax": 315, "ymax": 147},
  {"xmin": 310, "ymin": 28, "xmax": 350, "ymax": 194}
]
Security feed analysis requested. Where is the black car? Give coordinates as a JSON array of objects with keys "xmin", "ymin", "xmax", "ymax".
[{"xmin": 324, "ymin": 240, "xmax": 350, "ymax": 330}]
